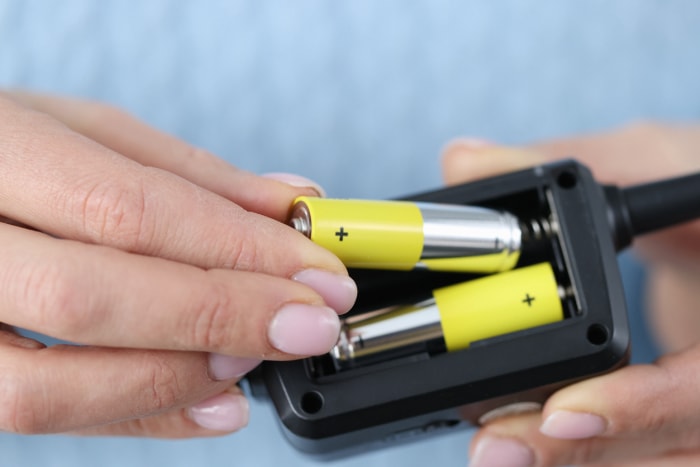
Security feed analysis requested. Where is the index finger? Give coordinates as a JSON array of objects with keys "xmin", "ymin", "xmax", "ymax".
[
  {"xmin": 0, "ymin": 96, "xmax": 348, "ymax": 286},
  {"xmin": 4, "ymin": 90, "xmax": 320, "ymax": 222}
]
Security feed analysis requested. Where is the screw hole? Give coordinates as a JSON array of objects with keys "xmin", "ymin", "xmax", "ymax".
[
  {"xmin": 557, "ymin": 171, "xmax": 578, "ymax": 189},
  {"xmin": 587, "ymin": 324, "xmax": 609, "ymax": 345},
  {"xmin": 300, "ymin": 391, "xmax": 324, "ymax": 414}
]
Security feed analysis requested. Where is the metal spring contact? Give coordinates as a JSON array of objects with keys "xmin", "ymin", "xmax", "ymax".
[
  {"xmin": 557, "ymin": 284, "xmax": 575, "ymax": 301},
  {"xmin": 521, "ymin": 217, "xmax": 556, "ymax": 242}
]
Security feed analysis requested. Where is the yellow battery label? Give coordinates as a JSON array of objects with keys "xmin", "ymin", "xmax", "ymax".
[
  {"xmin": 295, "ymin": 197, "xmax": 424, "ymax": 270},
  {"xmin": 435, "ymin": 262, "xmax": 564, "ymax": 351},
  {"xmin": 419, "ymin": 252, "xmax": 521, "ymax": 274}
]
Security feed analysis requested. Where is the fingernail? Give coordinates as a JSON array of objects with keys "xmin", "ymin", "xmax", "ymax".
[
  {"xmin": 262, "ymin": 172, "xmax": 326, "ymax": 197},
  {"xmin": 187, "ymin": 393, "xmax": 249, "ymax": 432},
  {"xmin": 470, "ymin": 435, "xmax": 535, "ymax": 467},
  {"xmin": 268, "ymin": 303, "xmax": 340, "ymax": 355},
  {"xmin": 208, "ymin": 354, "xmax": 262, "ymax": 381},
  {"xmin": 540, "ymin": 410, "xmax": 607, "ymax": 439},
  {"xmin": 453, "ymin": 137, "xmax": 494, "ymax": 150},
  {"xmin": 478, "ymin": 402, "xmax": 543, "ymax": 425},
  {"xmin": 443, "ymin": 138, "xmax": 495, "ymax": 159},
  {"xmin": 292, "ymin": 269, "xmax": 357, "ymax": 314}
]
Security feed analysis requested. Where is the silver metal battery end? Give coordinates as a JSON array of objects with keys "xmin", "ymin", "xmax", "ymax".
[
  {"xmin": 289, "ymin": 201, "xmax": 312, "ymax": 238},
  {"xmin": 330, "ymin": 300, "xmax": 443, "ymax": 369}
]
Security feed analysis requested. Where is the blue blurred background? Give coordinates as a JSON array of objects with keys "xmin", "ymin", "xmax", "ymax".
[{"xmin": 0, "ymin": 1, "xmax": 698, "ymax": 465}]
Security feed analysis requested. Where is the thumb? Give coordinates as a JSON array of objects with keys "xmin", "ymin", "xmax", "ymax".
[
  {"xmin": 470, "ymin": 344, "xmax": 700, "ymax": 466},
  {"xmin": 539, "ymin": 346, "xmax": 696, "ymax": 442},
  {"xmin": 441, "ymin": 139, "xmax": 547, "ymax": 185}
]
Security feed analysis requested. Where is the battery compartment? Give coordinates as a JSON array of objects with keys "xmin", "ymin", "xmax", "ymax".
[
  {"xmin": 306, "ymin": 185, "xmax": 581, "ymax": 380},
  {"xmin": 248, "ymin": 161, "xmax": 630, "ymax": 457}
]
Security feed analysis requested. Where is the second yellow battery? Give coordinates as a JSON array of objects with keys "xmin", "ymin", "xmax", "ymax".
[{"xmin": 437, "ymin": 262, "xmax": 564, "ymax": 351}]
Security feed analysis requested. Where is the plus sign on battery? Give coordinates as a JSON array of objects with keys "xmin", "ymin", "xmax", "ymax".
[
  {"xmin": 522, "ymin": 293, "xmax": 536, "ymax": 307},
  {"xmin": 335, "ymin": 227, "xmax": 349, "ymax": 241}
]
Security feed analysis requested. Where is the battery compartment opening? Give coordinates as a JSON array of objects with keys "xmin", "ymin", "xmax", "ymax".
[{"xmin": 306, "ymin": 186, "xmax": 581, "ymax": 380}]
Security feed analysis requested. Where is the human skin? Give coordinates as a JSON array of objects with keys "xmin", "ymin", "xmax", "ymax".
[
  {"xmin": 441, "ymin": 123, "xmax": 700, "ymax": 466},
  {"xmin": 0, "ymin": 91, "xmax": 357, "ymax": 438}
]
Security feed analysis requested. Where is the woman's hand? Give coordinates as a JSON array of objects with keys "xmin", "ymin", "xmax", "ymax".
[
  {"xmin": 441, "ymin": 123, "xmax": 700, "ymax": 466},
  {"xmin": 0, "ymin": 91, "xmax": 357, "ymax": 438}
]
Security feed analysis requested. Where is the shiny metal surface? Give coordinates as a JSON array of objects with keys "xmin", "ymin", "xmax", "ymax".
[
  {"xmin": 330, "ymin": 299, "xmax": 443, "ymax": 365},
  {"xmin": 290, "ymin": 201, "xmax": 312, "ymax": 237},
  {"xmin": 418, "ymin": 203, "xmax": 522, "ymax": 259}
]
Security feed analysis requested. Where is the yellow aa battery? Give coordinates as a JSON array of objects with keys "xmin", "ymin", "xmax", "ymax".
[
  {"xmin": 291, "ymin": 197, "xmax": 424, "ymax": 270},
  {"xmin": 419, "ymin": 253, "xmax": 516, "ymax": 274},
  {"xmin": 437, "ymin": 262, "xmax": 563, "ymax": 352},
  {"xmin": 329, "ymin": 262, "xmax": 565, "ymax": 367},
  {"xmin": 290, "ymin": 196, "xmax": 523, "ymax": 272}
]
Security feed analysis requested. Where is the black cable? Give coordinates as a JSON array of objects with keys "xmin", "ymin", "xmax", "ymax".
[{"xmin": 605, "ymin": 171, "xmax": 700, "ymax": 250}]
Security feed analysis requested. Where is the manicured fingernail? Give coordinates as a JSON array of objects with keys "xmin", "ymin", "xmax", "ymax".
[
  {"xmin": 268, "ymin": 303, "xmax": 340, "ymax": 355},
  {"xmin": 292, "ymin": 269, "xmax": 357, "ymax": 314},
  {"xmin": 540, "ymin": 410, "xmax": 607, "ymax": 439},
  {"xmin": 453, "ymin": 137, "xmax": 494, "ymax": 150},
  {"xmin": 478, "ymin": 402, "xmax": 543, "ymax": 425},
  {"xmin": 262, "ymin": 172, "xmax": 326, "ymax": 197},
  {"xmin": 187, "ymin": 393, "xmax": 249, "ymax": 432},
  {"xmin": 208, "ymin": 354, "xmax": 262, "ymax": 381},
  {"xmin": 470, "ymin": 436, "xmax": 535, "ymax": 467}
]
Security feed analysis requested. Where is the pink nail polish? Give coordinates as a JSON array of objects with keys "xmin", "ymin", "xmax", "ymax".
[
  {"xmin": 292, "ymin": 269, "xmax": 358, "ymax": 314},
  {"xmin": 470, "ymin": 436, "xmax": 535, "ymax": 467},
  {"xmin": 268, "ymin": 303, "xmax": 340, "ymax": 355},
  {"xmin": 188, "ymin": 393, "xmax": 249, "ymax": 432},
  {"xmin": 207, "ymin": 354, "xmax": 262, "ymax": 381},
  {"xmin": 262, "ymin": 172, "xmax": 327, "ymax": 197},
  {"xmin": 540, "ymin": 410, "xmax": 607, "ymax": 439}
]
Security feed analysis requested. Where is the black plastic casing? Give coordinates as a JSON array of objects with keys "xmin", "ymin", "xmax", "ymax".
[{"xmin": 247, "ymin": 160, "xmax": 630, "ymax": 458}]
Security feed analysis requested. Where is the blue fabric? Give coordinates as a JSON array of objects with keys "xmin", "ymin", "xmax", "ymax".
[{"xmin": 0, "ymin": 1, "xmax": 698, "ymax": 465}]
